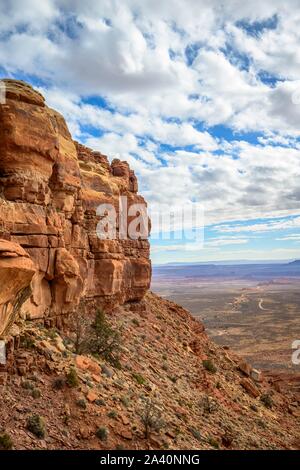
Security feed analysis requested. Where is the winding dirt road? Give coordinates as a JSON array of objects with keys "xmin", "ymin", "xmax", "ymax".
[{"xmin": 258, "ymin": 298, "xmax": 268, "ymax": 311}]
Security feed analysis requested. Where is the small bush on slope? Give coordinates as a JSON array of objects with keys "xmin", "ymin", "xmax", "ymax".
[
  {"xmin": 88, "ymin": 309, "xmax": 122, "ymax": 368},
  {"xmin": 202, "ymin": 359, "xmax": 217, "ymax": 374},
  {"xmin": 66, "ymin": 368, "xmax": 79, "ymax": 388},
  {"xmin": 26, "ymin": 414, "xmax": 46, "ymax": 439},
  {"xmin": 137, "ymin": 398, "xmax": 165, "ymax": 439},
  {"xmin": 0, "ymin": 433, "xmax": 13, "ymax": 450}
]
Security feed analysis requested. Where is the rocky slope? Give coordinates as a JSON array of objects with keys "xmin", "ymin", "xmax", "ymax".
[
  {"xmin": 0, "ymin": 80, "xmax": 299, "ymax": 450},
  {"xmin": 0, "ymin": 292, "xmax": 299, "ymax": 450}
]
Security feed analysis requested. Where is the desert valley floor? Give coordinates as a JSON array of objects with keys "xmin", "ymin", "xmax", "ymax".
[{"xmin": 152, "ymin": 275, "xmax": 300, "ymax": 374}]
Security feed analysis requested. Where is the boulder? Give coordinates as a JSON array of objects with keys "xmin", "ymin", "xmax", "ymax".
[
  {"xmin": 238, "ymin": 360, "xmax": 252, "ymax": 377},
  {"xmin": 86, "ymin": 390, "xmax": 98, "ymax": 403},
  {"xmin": 75, "ymin": 355, "xmax": 101, "ymax": 375},
  {"xmin": 240, "ymin": 378, "xmax": 260, "ymax": 398},
  {"xmin": 251, "ymin": 368, "xmax": 262, "ymax": 382}
]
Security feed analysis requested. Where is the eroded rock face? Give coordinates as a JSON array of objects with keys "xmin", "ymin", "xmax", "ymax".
[
  {"xmin": 0, "ymin": 79, "xmax": 151, "ymax": 329},
  {"xmin": 0, "ymin": 240, "xmax": 35, "ymax": 336}
]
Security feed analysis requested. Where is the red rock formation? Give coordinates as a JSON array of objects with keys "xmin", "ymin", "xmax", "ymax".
[
  {"xmin": 0, "ymin": 79, "xmax": 151, "ymax": 333},
  {"xmin": 0, "ymin": 240, "xmax": 35, "ymax": 336}
]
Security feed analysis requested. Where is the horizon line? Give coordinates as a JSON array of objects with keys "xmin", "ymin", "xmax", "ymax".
[{"xmin": 152, "ymin": 258, "xmax": 298, "ymax": 266}]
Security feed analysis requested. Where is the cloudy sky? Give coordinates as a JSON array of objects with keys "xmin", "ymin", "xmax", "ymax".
[{"xmin": 1, "ymin": 0, "xmax": 300, "ymax": 264}]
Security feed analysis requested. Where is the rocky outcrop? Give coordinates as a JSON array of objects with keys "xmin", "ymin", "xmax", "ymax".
[
  {"xmin": 0, "ymin": 240, "xmax": 35, "ymax": 336},
  {"xmin": 0, "ymin": 79, "xmax": 151, "ymax": 334}
]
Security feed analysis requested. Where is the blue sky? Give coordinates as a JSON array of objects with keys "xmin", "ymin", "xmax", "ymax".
[{"xmin": 1, "ymin": 0, "xmax": 300, "ymax": 264}]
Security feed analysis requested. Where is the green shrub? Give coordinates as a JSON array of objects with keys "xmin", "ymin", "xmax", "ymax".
[
  {"xmin": 115, "ymin": 444, "xmax": 125, "ymax": 450},
  {"xmin": 32, "ymin": 388, "xmax": 41, "ymax": 399},
  {"xmin": 0, "ymin": 433, "xmax": 13, "ymax": 450},
  {"xmin": 96, "ymin": 427, "xmax": 109, "ymax": 441},
  {"xmin": 168, "ymin": 375, "xmax": 177, "ymax": 383},
  {"xmin": 20, "ymin": 336, "xmax": 35, "ymax": 349},
  {"xmin": 72, "ymin": 306, "xmax": 122, "ymax": 365},
  {"xmin": 72, "ymin": 304, "xmax": 91, "ymax": 354},
  {"xmin": 208, "ymin": 437, "xmax": 219, "ymax": 449},
  {"xmin": 201, "ymin": 395, "xmax": 218, "ymax": 414},
  {"xmin": 120, "ymin": 396, "xmax": 130, "ymax": 408},
  {"xmin": 88, "ymin": 310, "xmax": 122, "ymax": 368},
  {"xmin": 189, "ymin": 427, "xmax": 203, "ymax": 442},
  {"xmin": 260, "ymin": 393, "xmax": 273, "ymax": 409},
  {"xmin": 107, "ymin": 410, "xmax": 118, "ymax": 419},
  {"xmin": 47, "ymin": 328, "xmax": 58, "ymax": 340},
  {"xmin": 76, "ymin": 399, "xmax": 87, "ymax": 409},
  {"xmin": 66, "ymin": 368, "xmax": 79, "ymax": 388},
  {"xmin": 257, "ymin": 418, "xmax": 267, "ymax": 429},
  {"xmin": 26, "ymin": 414, "xmax": 46, "ymax": 438},
  {"xmin": 132, "ymin": 373, "xmax": 146, "ymax": 385},
  {"xmin": 22, "ymin": 380, "xmax": 34, "ymax": 390},
  {"xmin": 52, "ymin": 377, "xmax": 66, "ymax": 390},
  {"xmin": 95, "ymin": 398, "xmax": 106, "ymax": 406},
  {"xmin": 138, "ymin": 398, "xmax": 165, "ymax": 439},
  {"xmin": 202, "ymin": 359, "xmax": 217, "ymax": 374}
]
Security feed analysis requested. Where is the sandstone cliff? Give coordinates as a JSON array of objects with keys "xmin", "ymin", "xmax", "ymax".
[{"xmin": 0, "ymin": 80, "xmax": 151, "ymax": 336}]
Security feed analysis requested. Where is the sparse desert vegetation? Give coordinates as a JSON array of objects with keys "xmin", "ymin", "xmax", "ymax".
[
  {"xmin": 152, "ymin": 273, "xmax": 300, "ymax": 373},
  {"xmin": 0, "ymin": 292, "xmax": 299, "ymax": 450}
]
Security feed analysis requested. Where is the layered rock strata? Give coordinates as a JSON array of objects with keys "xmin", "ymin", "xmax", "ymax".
[{"xmin": 0, "ymin": 79, "xmax": 151, "ymax": 334}]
